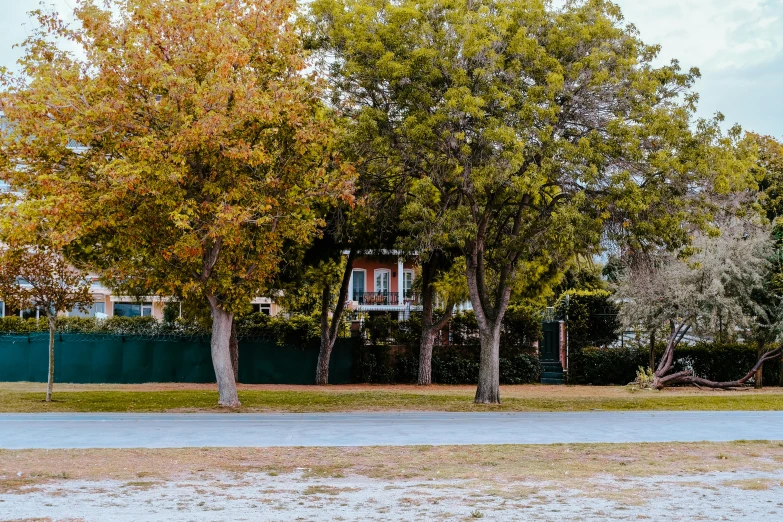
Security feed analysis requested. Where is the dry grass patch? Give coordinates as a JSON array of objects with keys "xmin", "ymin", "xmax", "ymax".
[
  {"xmin": 302, "ymin": 485, "xmax": 358, "ymax": 496},
  {"xmin": 2, "ymin": 441, "xmax": 783, "ymax": 490},
  {"xmin": 720, "ymin": 478, "xmax": 779, "ymax": 490}
]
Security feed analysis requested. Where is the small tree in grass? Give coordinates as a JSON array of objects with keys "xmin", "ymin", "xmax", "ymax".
[
  {"xmin": 617, "ymin": 218, "xmax": 783, "ymax": 389},
  {"xmin": 0, "ymin": 248, "xmax": 92, "ymax": 401}
]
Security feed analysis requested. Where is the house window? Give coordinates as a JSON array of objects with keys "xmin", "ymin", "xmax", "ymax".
[
  {"xmin": 352, "ymin": 270, "xmax": 365, "ymax": 301},
  {"xmin": 375, "ymin": 270, "xmax": 390, "ymax": 294},
  {"xmin": 0, "ymin": 301, "xmax": 4, "ymax": 317},
  {"xmin": 403, "ymin": 271, "xmax": 414, "ymax": 298},
  {"xmin": 22, "ymin": 308, "xmax": 38, "ymax": 320},
  {"xmin": 68, "ymin": 302, "xmax": 106, "ymax": 318},
  {"xmin": 252, "ymin": 303, "xmax": 271, "ymax": 316},
  {"xmin": 113, "ymin": 303, "xmax": 153, "ymax": 317}
]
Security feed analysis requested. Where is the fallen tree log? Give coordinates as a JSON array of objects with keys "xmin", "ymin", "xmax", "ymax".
[{"xmin": 649, "ymin": 320, "xmax": 783, "ymax": 389}]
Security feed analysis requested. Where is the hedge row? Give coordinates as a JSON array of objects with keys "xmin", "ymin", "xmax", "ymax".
[
  {"xmin": 353, "ymin": 344, "xmax": 540, "ymax": 385},
  {"xmin": 569, "ymin": 343, "xmax": 783, "ymax": 386},
  {"xmin": 0, "ymin": 313, "xmax": 324, "ymax": 346},
  {"xmin": 362, "ymin": 307, "xmax": 542, "ymax": 349}
]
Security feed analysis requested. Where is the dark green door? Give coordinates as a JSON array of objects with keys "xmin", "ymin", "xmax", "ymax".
[{"xmin": 541, "ymin": 322, "xmax": 560, "ymax": 362}]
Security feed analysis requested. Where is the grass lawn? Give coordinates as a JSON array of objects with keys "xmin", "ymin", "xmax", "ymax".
[{"xmin": 2, "ymin": 382, "xmax": 783, "ymax": 412}]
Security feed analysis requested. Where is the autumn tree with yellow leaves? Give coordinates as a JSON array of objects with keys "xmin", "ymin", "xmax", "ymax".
[{"xmin": 0, "ymin": 0, "xmax": 353, "ymax": 407}]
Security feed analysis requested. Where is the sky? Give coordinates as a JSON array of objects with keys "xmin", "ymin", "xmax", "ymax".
[{"xmin": 0, "ymin": 0, "xmax": 781, "ymax": 138}]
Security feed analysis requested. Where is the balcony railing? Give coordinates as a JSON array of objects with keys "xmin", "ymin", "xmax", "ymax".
[{"xmin": 352, "ymin": 292, "xmax": 420, "ymax": 306}]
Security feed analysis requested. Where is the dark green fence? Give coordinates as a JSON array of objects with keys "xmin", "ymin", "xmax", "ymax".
[{"xmin": 0, "ymin": 333, "xmax": 355, "ymax": 385}]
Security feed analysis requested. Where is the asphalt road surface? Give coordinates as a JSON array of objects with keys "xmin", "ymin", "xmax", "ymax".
[{"xmin": 2, "ymin": 411, "xmax": 782, "ymax": 448}]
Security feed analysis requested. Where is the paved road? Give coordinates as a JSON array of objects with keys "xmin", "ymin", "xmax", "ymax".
[{"xmin": 1, "ymin": 411, "xmax": 782, "ymax": 449}]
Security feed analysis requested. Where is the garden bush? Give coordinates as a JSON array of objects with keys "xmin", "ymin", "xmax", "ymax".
[
  {"xmin": 568, "ymin": 342, "xmax": 782, "ymax": 386},
  {"xmin": 353, "ymin": 343, "xmax": 540, "ymax": 385}
]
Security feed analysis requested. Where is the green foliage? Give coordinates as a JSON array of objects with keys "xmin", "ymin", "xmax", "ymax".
[
  {"xmin": 0, "ymin": 316, "xmax": 159, "ymax": 335},
  {"xmin": 0, "ymin": 313, "xmax": 324, "ymax": 346},
  {"xmin": 570, "ymin": 345, "xmax": 645, "ymax": 385},
  {"xmin": 2, "ymin": 0, "xmax": 352, "ymax": 318},
  {"xmin": 569, "ymin": 342, "xmax": 782, "ymax": 386},
  {"xmin": 309, "ymin": 0, "xmax": 757, "ymax": 348},
  {"xmin": 368, "ymin": 308, "xmax": 542, "ymax": 350},
  {"xmin": 672, "ymin": 343, "xmax": 781, "ymax": 384},
  {"xmin": 362, "ymin": 313, "xmax": 399, "ymax": 345},
  {"xmin": 501, "ymin": 305, "xmax": 544, "ymax": 350},
  {"xmin": 353, "ymin": 343, "xmax": 540, "ymax": 385},
  {"xmin": 634, "ymin": 367, "xmax": 656, "ymax": 389},
  {"xmin": 556, "ymin": 290, "xmax": 620, "ymax": 349},
  {"xmin": 550, "ymin": 263, "xmax": 608, "ymax": 297}
]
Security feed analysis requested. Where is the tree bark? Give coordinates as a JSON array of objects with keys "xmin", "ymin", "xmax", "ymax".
[
  {"xmin": 465, "ymin": 241, "xmax": 512, "ymax": 404},
  {"xmin": 229, "ymin": 321, "xmax": 239, "ymax": 383},
  {"xmin": 755, "ymin": 338, "xmax": 764, "ymax": 389},
  {"xmin": 316, "ymin": 248, "xmax": 356, "ymax": 385},
  {"xmin": 474, "ymin": 321, "xmax": 502, "ymax": 403},
  {"xmin": 649, "ymin": 329, "xmax": 656, "ymax": 371},
  {"xmin": 417, "ymin": 258, "xmax": 455, "ymax": 385},
  {"xmin": 46, "ymin": 314, "xmax": 55, "ymax": 402},
  {"xmin": 207, "ymin": 295, "xmax": 240, "ymax": 407}
]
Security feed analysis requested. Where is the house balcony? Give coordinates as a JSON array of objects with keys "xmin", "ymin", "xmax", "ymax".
[{"xmin": 351, "ymin": 291, "xmax": 421, "ymax": 311}]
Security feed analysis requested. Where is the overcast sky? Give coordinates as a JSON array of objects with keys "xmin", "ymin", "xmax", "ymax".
[{"xmin": 1, "ymin": 0, "xmax": 781, "ymax": 138}]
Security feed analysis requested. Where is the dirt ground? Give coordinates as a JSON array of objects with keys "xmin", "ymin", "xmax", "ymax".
[
  {"xmin": 2, "ymin": 443, "xmax": 783, "ymax": 521},
  {"xmin": 3, "ymin": 469, "xmax": 783, "ymax": 521}
]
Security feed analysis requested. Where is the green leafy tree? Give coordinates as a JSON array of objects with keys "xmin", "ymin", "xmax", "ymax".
[
  {"xmin": 310, "ymin": 0, "xmax": 755, "ymax": 402},
  {"xmin": 748, "ymin": 133, "xmax": 783, "ymax": 386},
  {"xmin": 1, "ymin": 0, "xmax": 353, "ymax": 407}
]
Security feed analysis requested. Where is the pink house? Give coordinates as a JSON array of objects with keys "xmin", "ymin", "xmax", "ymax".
[{"xmin": 346, "ymin": 253, "xmax": 421, "ymax": 319}]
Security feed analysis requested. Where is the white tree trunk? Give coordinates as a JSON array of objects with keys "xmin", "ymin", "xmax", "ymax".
[{"xmin": 207, "ymin": 296, "xmax": 240, "ymax": 407}]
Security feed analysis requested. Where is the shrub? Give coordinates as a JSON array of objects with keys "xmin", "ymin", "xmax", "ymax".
[
  {"xmin": 352, "ymin": 342, "xmax": 540, "ymax": 385},
  {"xmin": 674, "ymin": 343, "xmax": 781, "ymax": 385},
  {"xmin": 569, "ymin": 342, "xmax": 782, "ymax": 386},
  {"xmin": 556, "ymin": 289, "xmax": 620, "ymax": 350},
  {"xmin": 569, "ymin": 345, "xmax": 646, "ymax": 385}
]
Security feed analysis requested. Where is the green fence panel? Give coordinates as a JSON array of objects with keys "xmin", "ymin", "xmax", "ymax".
[
  {"xmin": 4, "ymin": 338, "xmax": 30, "ymax": 382},
  {"xmin": 178, "ymin": 339, "xmax": 215, "ymax": 382},
  {"xmin": 0, "ymin": 334, "xmax": 355, "ymax": 384},
  {"xmin": 89, "ymin": 337, "xmax": 124, "ymax": 383},
  {"xmin": 120, "ymin": 339, "xmax": 154, "ymax": 383},
  {"xmin": 239, "ymin": 339, "xmax": 355, "ymax": 385}
]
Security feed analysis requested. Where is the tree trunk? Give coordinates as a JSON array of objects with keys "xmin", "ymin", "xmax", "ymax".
[
  {"xmin": 207, "ymin": 295, "xmax": 240, "ymax": 408},
  {"xmin": 316, "ymin": 248, "xmax": 356, "ymax": 385},
  {"xmin": 46, "ymin": 314, "xmax": 55, "ymax": 402},
  {"xmin": 417, "ymin": 258, "xmax": 455, "ymax": 385},
  {"xmin": 230, "ymin": 321, "xmax": 239, "ymax": 383},
  {"xmin": 316, "ymin": 283, "xmax": 335, "ymax": 385},
  {"xmin": 755, "ymin": 338, "xmax": 764, "ymax": 389},
  {"xmin": 418, "ymin": 332, "xmax": 435, "ymax": 385},
  {"xmin": 465, "ymin": 242, "xmax": 512, "ymax": 404},
  {"xmin": 474, "ymin": 322, "xmax": 502, "ymax": 404},
  {"xmin": 649, "ymin": 329, "xmax": 655, "ymax": 371}
]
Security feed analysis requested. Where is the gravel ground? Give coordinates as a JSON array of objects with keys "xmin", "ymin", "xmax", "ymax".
[{"xmin": 2, "ymin": 469, "xmax": 783, "ymax": 521}]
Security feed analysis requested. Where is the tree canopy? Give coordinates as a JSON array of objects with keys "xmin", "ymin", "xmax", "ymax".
[
  {"xmin": 0, "ymin": 0, "xmax": 354, "ymax": 406},
  {"xmin": 310, "ymin": 0, "xmax": 757, "ymax": 402}
]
